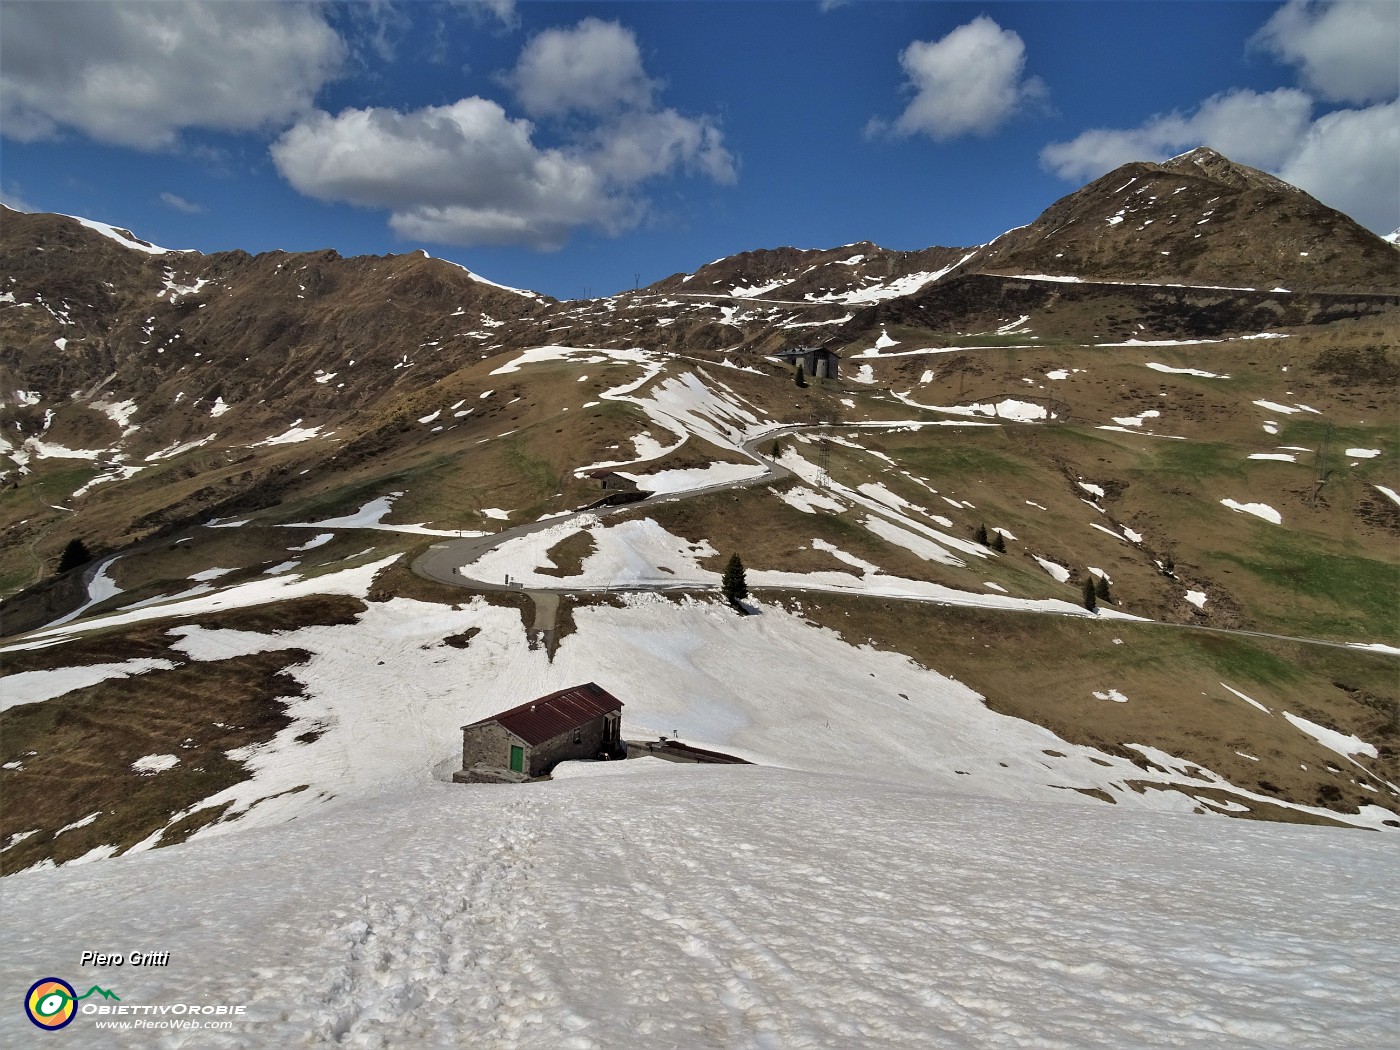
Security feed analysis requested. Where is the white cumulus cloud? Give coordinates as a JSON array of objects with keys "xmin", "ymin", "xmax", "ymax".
[
  {"xmin": 1041, "ymin": 71, "xmax": 1398, "ymax": 235},
  {"xmin": 272, "ymin": 20, "xmax": 733, "ymax": 250},
  {"xmin": 872, "ymin": 17, "xmax": 1045, "ymax": 141},
  {"xmin": 0, "ymin": 1, "xmax": 345, "ymax": 149},
  {"xmin": 507, "ymin": 17, "xmax": 656, "ymax": 117},
  {"xmin": 271, "ymin": 99, "xmax": 616, "ymax": 250},
  {"xmin": 1252, "ymin": 0, "xmax": 1400, "ymax": 105},
  {"xmin": 1040, "ymin": 89, "xmax": 1315, "ymax": 181},
  {"xmin": 1279, "ymin": 100, "xmax": 1400, "ymax": 232}
]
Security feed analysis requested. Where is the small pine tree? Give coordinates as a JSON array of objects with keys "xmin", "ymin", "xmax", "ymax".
[
  {"xmin": 721, "ymin": 553, "xmax": 749, "ymax": 608},
  {"xmin": 974, "ymin": 523, "xmax": 989, "ymax": 546},
  {"xmin": 1082, "ymin": 574, "xmax": 1097, "ymax": 612},
  {"xmin": 1095, "ymin": 575, "xmax": 1111, "ymax": 603},
  {"xmin": 991, "ymin": 531, "xmax": 1006, "ymax": 553},
  {"xmin": 794, "ymin": 363, "xmax": 806, "ymax": 387},
  {"xmin": 1162, "ymin": 553, "xmax": 1175, "ymax": 575},
  {"xmin": 56, "ymin": 538, "xmax": 91, "ymax": 574}
]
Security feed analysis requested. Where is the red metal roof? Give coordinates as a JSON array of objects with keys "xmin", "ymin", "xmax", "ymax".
[{"xmin": 466, "ymin": 682, "xmax": 623, "ymax": 746}]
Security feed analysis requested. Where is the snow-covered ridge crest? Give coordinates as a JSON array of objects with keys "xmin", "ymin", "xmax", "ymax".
[
  {"xmin": 63, "ymin": 214, "xmax": 192, "ymax": 256},
  {"xmin": 422, "ymin": 250, "xmax": 542, "ymax": 299}
]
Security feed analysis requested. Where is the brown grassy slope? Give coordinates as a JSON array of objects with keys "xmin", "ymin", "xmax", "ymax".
[{"xmin": 0, "ymin": 649, "xmax": 309, "ymax": 875}]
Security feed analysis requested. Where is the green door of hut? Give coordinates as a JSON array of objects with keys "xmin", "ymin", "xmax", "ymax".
[{"xmin": 509, "ymin": 745, "xmax": 524, "ymax": 773}]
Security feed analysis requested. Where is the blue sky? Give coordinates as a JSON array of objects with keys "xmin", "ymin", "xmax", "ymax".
[{"xmin": 3, "ymin": 1, "xmax": 1396, "ymax": 299}]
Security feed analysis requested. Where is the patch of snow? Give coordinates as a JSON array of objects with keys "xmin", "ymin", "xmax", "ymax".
[
  {"xmin": 860, "ymin": 515, "xmax": 965, "ymax": 567},
  {"xmin": 132, "ymin": 754, "xmax": 180, "ymax": 775},
  {"xmin": 1248, "ymin": 453, "xmax": 1297, "ymax": 463},
  {"xmin": 1145, "ymin": 363, "xmax": 1229, "ymax": 378},
  {"xmin": 1283, "ymin": 713, "xmax": 1377, "ymax": 759},
  {"xmin": 1221, "ymin": 683, "xmax": 1270, "ymax": 714},
  {"xmin": 254, "ymin": 420, "xmax": 328, "ymax": 447},
  {"xmin": 1093, "ymin": 689, "xmax": 1129, "ymax": 703},
  {"xmin": 774, "ymin": 486, "xmax": 845, "ymax": 514},
  {"xmin": 619, "ymin": 462, "xmax": 767, "ymax": 496},
  {"xmin": 23, "ymin": 556, "xmax": 399, "ymax": 642},
  {"xmin": 288, "ymin": 533, "xmax": 334, "ymax": 552},
  {"xmin": 89, "ymin": 398, "xmax": 140, "ymax": 436},
  {"xmin": 283, "ymin": 494, "xmax": 480, "ymax": 538},
  {"xmin": 1185, "ymin": 591, "xmax": 1207, "ymax": 609},
  {"xmin": 1345, "ymin": 448, "xmax": 1381, "ymax": 459},
  {"xmin": 145, "ymin": 434, "xmax": 216, "ymax": 462},
  {"xmin": 20, "ymin": 437, "xmax": 103, "ymax": 461},
  {"xmin": 909, "ymin": 396, "xmax": 1047, "ymax": 422},
  {"xmin": 1219, "ymin": 499, "xmax": 1282, "ymax": 524},
  {"xmin": 730, "ymin": 279, "xmax": 787, "ymax": 298},
  {"xmin": 1, "ymin": 658, "xmax": 179, "ymax": 713},
  {"xmin": 1090, "ymin": 523, "xmax": 1129, "ymax": 543},
  {"xmin": 1034, "ymin": 556, "xmax": 1071, "ymax": 583},
  {"xmin": 54, "ymin": 811, "xmax": 102, "ymax": 836}
]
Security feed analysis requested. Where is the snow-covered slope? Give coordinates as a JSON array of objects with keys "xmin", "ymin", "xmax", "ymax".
[{"xmin": 2, "ymin": 765, "xmax": 1395, "ymax": 1048}]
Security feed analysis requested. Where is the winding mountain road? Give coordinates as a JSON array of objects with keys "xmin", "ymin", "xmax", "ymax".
[{"xmin": 409, "ymin": 424, "xmax": 1392, "ymax": 657}]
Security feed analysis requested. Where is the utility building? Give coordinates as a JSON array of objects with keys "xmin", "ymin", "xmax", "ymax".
[{"xmin": 773, "ymin": 346, "xmax": 840, "ymax": 380}]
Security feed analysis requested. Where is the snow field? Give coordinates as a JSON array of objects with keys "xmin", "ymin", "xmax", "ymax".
[
  {"xmin": 619, "ymin": 461, "xmax": 767, "ymax": 494},
  {"xmin": 282, "ymin": 493, "xmax": 484, "ymax": 537},
  {"xmin": 2, "ymin": 768, "xmax": 1396, "ymax": 1049}
]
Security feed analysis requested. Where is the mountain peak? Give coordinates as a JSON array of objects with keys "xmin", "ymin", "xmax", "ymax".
[
  {"xmin": 967, "ymin": 147, "xmax": 1397, "ymax": 292},
  {"xmin": 1155, "ymin": 145, "xmax": 1299, "ymax": 194}
]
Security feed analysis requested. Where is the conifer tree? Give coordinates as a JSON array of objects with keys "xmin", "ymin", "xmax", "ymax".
[
  {"xmin": 56, "ymin": 538, "xmax": 91, "ymax": 574},
  {"xmin": 974, "ymin": 523, "xmax": 989, "ymax": 546},
  {"xmin": 1082, "ymin": 574, "xmax": 1097, "ymax": 612},
  {"xmin": 1095, "ymin": 575, "xmax": 1111, "ymax": 602},
  {"xmin": 794, "ymin": 363, "xmax": 806, "ymax": 387},
  {"xmin": 991, "ymin": 531, "xmax": 1006, "ymax": 553},
  {"xmin": 721, "ymin": 553, "xmax": 749, "ymax": 608}
]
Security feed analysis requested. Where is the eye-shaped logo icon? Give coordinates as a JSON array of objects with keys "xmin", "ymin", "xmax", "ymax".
[
  {"xmin": 25, "ymin": 978, "xmax": 78, "ymax": 1030},
  {"xmin": 23, "ymin": 979, "xmax": 119, "ymax": 1031}
]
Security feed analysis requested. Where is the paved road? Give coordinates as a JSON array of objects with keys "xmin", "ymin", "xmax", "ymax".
[
  {"xmin": 412, "ymin": 425, "xmax": 803, "ymax": 596},
  {"xmin": 410, "ymin": 423, "xmax": 1395, "ymax": 657}
]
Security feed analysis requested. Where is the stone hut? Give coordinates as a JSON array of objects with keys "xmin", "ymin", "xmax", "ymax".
[
  {"xmin": 580, "ymin": 470, "xmax": 650, "ymax": 509},
  {"xmin": 586, "ymin": 469, "xmax": 640, "ymax": 491},
  {"xmin": 454, "ymin": 683, "xmax": 624, "ymax": 784}
]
